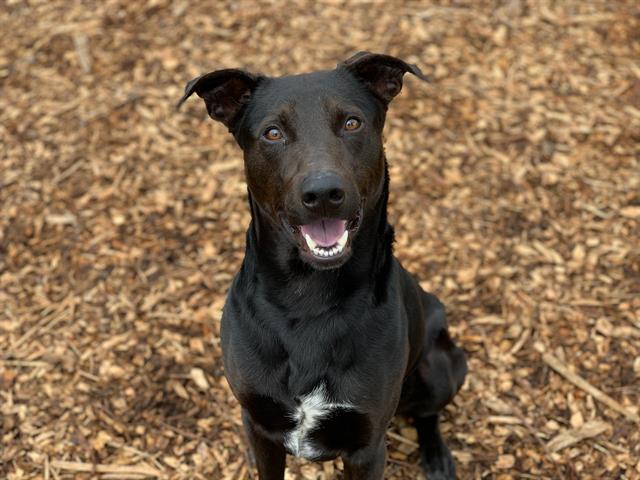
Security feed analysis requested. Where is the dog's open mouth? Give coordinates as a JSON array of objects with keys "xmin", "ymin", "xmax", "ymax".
[
  {"xmin": 301, "ymin": 219, "xmax": 349, "ymax": 258},
  {"xmin": 285, "ymin": 209, "xmax": 361, "ymax": 266}
]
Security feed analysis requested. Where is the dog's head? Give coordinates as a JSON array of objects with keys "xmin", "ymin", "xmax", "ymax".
[{"xmin": 179, "ymin": 52, "xmax": 427, "ymax": 270}]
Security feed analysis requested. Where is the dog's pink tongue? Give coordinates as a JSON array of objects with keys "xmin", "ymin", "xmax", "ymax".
[{"xmin": 300, "ymin": 219, "xmax": 346, "ymax": 247}]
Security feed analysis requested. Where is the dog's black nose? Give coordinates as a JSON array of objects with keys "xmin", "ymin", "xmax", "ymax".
[{"xmin": 301, "ymin": 172, "xmax": 346, "ymax": 213}]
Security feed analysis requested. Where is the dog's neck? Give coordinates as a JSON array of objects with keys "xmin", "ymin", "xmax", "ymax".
[{"xmin": 241, "ymin": 161, "xmax": 394, "ymax": 314}]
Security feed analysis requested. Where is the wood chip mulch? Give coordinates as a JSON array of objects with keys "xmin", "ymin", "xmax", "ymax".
[{"xmin": 1, "ymin": 1, "xmax": 639, "ymax": 479}]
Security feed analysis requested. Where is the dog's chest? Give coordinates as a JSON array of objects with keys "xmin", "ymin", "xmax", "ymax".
[
  {"xmin": 284, "ymin": 384, "xmax": 354, "ymax": 459},
  {"xmin": 244, "ymin": 382, "xmax": 372, "ymax": 460}
]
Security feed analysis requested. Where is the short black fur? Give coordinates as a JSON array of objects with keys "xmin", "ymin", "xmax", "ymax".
[{"xmin": 180, "ymin": 51, "xmax": 467, "ymax": 480}]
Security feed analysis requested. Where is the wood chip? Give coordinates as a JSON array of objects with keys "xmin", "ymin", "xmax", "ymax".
[
  {"xmin": 536, "ymin": 346, "xmax": 640, "ymax": 424},
  {"xmin": 190, "ymin": 368, "xmax": 209, "ymax": 390},
  {"xmin": 546, "ymin": 420, "xmax": 610, "ymax": 453},
  {"xmin": 50, "ymin": 461, "xmax": 164, "ymax": 477}
]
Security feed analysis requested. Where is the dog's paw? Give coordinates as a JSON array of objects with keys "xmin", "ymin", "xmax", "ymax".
[{"xmin": 422, "ymin": 445, "xmax": 457, "ymax": 480}]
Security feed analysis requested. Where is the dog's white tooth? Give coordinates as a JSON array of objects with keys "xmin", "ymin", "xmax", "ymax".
[
  {"xmin": 337, "ymin": 230, "xmax": 349, "ymax": 248},
  {"xmin": 304, "ymin": 234, "xmax": 317, "ymax": 250},
  {"xmin": 312, "ymin": 241, "xmax": 345, "ymax": 258}
]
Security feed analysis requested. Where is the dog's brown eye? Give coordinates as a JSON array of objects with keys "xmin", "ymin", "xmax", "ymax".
[
  {"xmin": 264, "ymin": 127, "xmax": 283, "ymax": 141},
  {"xmin": 344, "ymin": 117, "xmax": 361, "ymax": 131}
]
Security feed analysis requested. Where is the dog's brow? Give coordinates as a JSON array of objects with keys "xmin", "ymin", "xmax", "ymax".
[
  {"xmin": 257, "ymin": 101, "xmax": 297, "ymax": 132},
  {"xmin": 322, "ymin": 97, "xmax": 341, "ymax": 112},
  {"xmin": 322, "ymin": 97, "xmax": 363, "ymax": 117},
  {"xmin": 278, "ymin": 101, "xmax": 296, "ymax": 123}
]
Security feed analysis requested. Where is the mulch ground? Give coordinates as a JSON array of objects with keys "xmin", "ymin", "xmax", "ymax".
[{"xmin": 1, "ymin": 1, "xmax": 639, "ymax": 479}]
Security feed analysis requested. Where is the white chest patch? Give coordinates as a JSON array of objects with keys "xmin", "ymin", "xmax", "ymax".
[{"xmin": 284, "ymin": 383, "xmax": 353, "ymax": 459}]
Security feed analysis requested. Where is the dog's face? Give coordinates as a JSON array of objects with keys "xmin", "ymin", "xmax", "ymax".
[{"xmin": 179, "ymin": 52, "xmax": 426, "ymax": 270}]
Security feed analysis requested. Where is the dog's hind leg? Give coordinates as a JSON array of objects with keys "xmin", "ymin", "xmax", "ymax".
[
  {"xmin": 401, "ymin": 343, "xmax": 465, "ymax": 479},
  {"xmin": 414, "ymin": 414, "xmax": 456, "ymax": 480},
  {"xmin": 398, "ymin": 292, "xmax": 467, "ymax": 479}
]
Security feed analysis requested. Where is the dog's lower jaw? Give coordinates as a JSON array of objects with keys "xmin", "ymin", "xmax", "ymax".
[{"xmin": 297, "ymin": 245, "xmax": 353, "ymax": 271}]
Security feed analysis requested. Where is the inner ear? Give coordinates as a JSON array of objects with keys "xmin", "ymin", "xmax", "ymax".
[
  {"xmin": 177, "ymin": 69, "xmax": 264, "ymax": 131},
  {"xmin": 339, "ymin": 51, "xmax": 428, "ymax": 104}
]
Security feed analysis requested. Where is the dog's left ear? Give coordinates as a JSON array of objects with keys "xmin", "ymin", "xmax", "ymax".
[
  {"xmin": 177, "ymin": 69, "xmax": 264, "ymax": 131},
  {"xmin": 339, "ymin": 51, "xmax": 428, "ymax": 104}
]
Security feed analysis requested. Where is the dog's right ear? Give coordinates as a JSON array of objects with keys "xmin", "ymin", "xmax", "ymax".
[{"xmin": 177, "ymin": 69, "xmax": 264, "ymax": 131}]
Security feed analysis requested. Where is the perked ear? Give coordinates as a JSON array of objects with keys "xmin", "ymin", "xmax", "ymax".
[
  {"xmin": 339, "ymin": 51, "xmax": 428, "ymax": 104},
  {"xmin": 177, "ymin": 69, "xmax": 263, "ymax": 131}
]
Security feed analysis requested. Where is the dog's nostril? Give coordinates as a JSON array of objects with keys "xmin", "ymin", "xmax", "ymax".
[
  {"xmin": 302, "ymin": 192, "xmax": 318, "ymax": 207},
  {"xmin": 301, "ymin": 173, "xmax": 347, "ymax": 211},
  {"xmin": 329, "ymin": 188, "xmax": 345, "ymax": 205}
]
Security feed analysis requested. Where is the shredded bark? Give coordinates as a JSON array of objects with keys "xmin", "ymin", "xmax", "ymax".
[{"xmin": 1, "ymin": 1, "xmax": 638, "ymax": 479}]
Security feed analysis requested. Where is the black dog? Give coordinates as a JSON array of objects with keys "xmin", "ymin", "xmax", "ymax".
[{"xmin": 179, "ymin": 52, "xmax": 467, "ymax": 480}]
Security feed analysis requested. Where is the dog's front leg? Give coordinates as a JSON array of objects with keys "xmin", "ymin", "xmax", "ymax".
[
  {"xmin": 242, "ymin": 409, "xmax": 286, "ymax": 480},
  {"xmin": 342, "ymin": 439, "xmax": 387, "ymax": 480}
]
